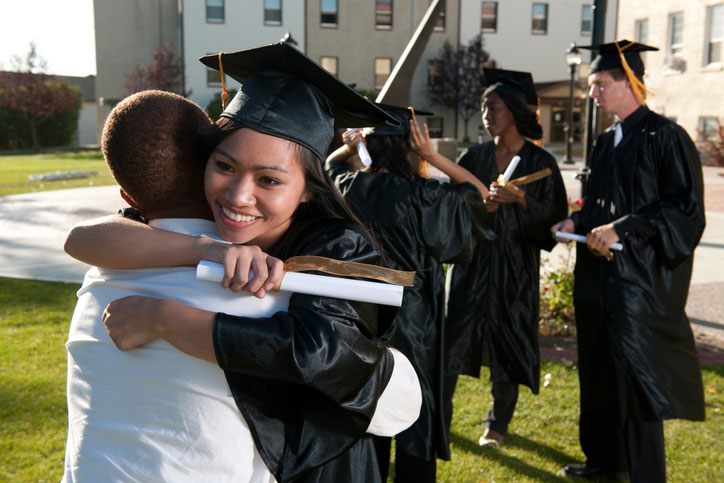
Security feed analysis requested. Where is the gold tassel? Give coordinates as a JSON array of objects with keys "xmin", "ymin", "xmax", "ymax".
[
  {"xmin": 615, "ymin": 41, "xmax": 653, "ymax": 106},
  {"xmin": 534, "ymin": 96, "xmax": 542, "ymax": 146},
  {"xmin": 218, "ymin": 52, "xmax": 230, "ymax": 110}
]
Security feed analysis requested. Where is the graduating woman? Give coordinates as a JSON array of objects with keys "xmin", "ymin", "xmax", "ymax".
[
  {"xmin": 445, "ymin": 68, "xmax": 568, "ymax": 446},
  {"xmin": 326, "ymin": 106, "xmax": 493, "ymax": 482},
  {"xmin": 64, "ymin": 43, "xmax": 419, "ymax": 483}
]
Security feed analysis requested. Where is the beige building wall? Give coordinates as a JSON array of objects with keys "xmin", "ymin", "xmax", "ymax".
[
  {"xmin": 618, "ymin": 0, "xmax": 724, "ymax": 140},
  {"xmin": 93, "ymin": 0, "xmax": 180, "ymax": 139},
  {"xmin": 305, "ymin": 0, "xmax": 459, "ymax": 138}
]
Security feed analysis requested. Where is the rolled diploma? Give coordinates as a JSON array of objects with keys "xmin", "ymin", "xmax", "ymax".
[
  {"xmin": 502, "ymin": 155, "xmax": 521, "ymax": 182},
  {"xmin": 357, "ymin": 142, "xmax": 373, "ymax": 167},
  {"xmin": 554, "ymin": 230, "xmax": 623, "ymax": 251},
  {"xmin": 196, "ymin": 260, "xmax": 404, "ymax": 307},
  {"xmin": 347, "ymin": 128, "xmax": 372, "ymax": 166}
]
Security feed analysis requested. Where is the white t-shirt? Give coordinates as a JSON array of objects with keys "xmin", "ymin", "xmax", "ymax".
[{"xmin": 63, "ymin": 218, "xmax": 420, "ymax": 482}]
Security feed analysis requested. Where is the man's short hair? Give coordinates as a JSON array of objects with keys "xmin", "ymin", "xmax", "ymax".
[
  {"xmin": 101, "ymin": 90, "xmax": 211, "ymax": 216},
  {"xmin": 607, "ymin": 68, "xmax": 645, "ymax": 86}
]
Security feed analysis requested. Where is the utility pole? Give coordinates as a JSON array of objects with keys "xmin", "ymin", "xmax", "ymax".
[{"xmin": 578, "ymin": 0, "xmax": 607, "ymax": 195}]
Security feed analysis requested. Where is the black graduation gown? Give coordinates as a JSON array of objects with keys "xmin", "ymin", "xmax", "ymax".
[
  {"xmin": 446, "ymin": 141, "xmax": 568, "ymax": 392},
  {"xmin": 212, "ymin": 216, "xmax": 396, "ymax": 482},
  {"xmin": 327, "ymin": 164, "xmax": 492, "ymax": 461},
  {"xmin": 571, "ymin": 106, "xmax": 706, "ymax": 421}
]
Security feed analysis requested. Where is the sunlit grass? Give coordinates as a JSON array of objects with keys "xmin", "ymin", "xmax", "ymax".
[{"xmin": 0, "ymin": 149, "xmax": 116, "ymax": 197}]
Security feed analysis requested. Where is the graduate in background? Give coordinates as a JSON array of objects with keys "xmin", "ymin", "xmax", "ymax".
[
  {"xmin": 326, "ymin": 105, "xmax": 493, "ymax": 482},
  {"xmin": 553, "ymin": 40, "xmax": 705, "ymax": 482},
  {"xmin": 445, "ymin": 68, "xmax": 568, "ymax": 446}
]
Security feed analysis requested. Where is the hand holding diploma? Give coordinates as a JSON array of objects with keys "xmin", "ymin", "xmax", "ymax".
[
  {"xmin": 344, "ymin": 128, "xmax": 372, "ymax": 166},
  {"xmin": 197, "ymin": 259, "xmax": 411, "ymax": 307}
]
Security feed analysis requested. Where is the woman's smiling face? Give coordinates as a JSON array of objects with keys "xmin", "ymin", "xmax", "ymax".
[{"xmin": 204, "ymin": 128, "xmax": 311, "ymax": 249}]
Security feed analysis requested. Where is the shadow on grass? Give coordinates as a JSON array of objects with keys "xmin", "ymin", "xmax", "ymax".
[{"xmin": 449, "ymin": 432, "xmax": 576, "ymax": 483}]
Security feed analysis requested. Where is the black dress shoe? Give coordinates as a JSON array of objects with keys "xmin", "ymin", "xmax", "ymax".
[{"xmin": 560, "ymin": 463, "xmax": 628, "ymax": 479}]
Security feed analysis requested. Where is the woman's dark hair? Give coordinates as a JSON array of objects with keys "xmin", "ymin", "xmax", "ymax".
[
  {"xmin": 482, "ymin": 84, "xmax": 543, "ymax": 140},
  {"xmin": 366, "ymin": 134, "xmax": 419, "ymax": 179},
  {"xmin": 198, "ymin": 116, "xmax": 372, "ymax": 232}
]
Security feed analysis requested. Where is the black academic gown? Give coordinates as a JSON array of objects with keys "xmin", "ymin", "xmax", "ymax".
[
  {"xmin": 212, "ymin": 216, "xmax": 396, "ymax": 483},
  {"xmin": 327, "ymin": 164, "xmax": 492, "ymax": 461},
  {"xmin": 571, "ymin": 106, "xmax": 706, "ymax": 421},
  {"xmin": 446, "ymin": 141, "xmax": 568, "ymax": 392}
]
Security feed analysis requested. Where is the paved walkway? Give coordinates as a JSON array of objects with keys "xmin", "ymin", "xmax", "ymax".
[{"xmin": 1, "ymin": 163, "xmax": 723, "ymax": 362}]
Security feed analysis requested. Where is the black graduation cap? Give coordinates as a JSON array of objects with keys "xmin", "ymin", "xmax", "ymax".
[
  {"xmin": 369, "ymin": 103, "xmax": 434, "ymax": 136},
  {"xmin": 578, "ymin": 39, "xmax": 659, "ymax": 75},
  {"xmin": 199, "ymin": 43, "xmax": 398, "ymax": 161},
  {"xmin": 483, "ymin": 67, "xmax": 538, "ymax": 106}
]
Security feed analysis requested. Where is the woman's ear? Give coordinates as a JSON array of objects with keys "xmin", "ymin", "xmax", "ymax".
[{"xmin": 300, "ymin": 188, "xmax": 313, "ymax": 203}]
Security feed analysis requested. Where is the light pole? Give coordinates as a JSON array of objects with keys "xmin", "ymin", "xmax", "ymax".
[{"xmin": 563, "ymin": 43, "xmax": 582, "ymax": 164}]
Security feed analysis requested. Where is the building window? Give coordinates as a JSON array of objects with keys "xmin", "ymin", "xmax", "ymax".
[
  {"xmin": 206, "ymin": 0, "xmax": 224, "ymax": 23},
  {"xmin": 635, "ymin": 18, "xmax": 649, "ymax": 63},
  {"xmin": 635, "ymin": 18, "xmax": 649, "ymax": 44},
  {"xmin": 264, "ymin": 0, "xmax": 282, "ymax": 25},
  {"xmin": 321, "ymin": 0, "xmax": 338, "ymax": 26},
  {"xmin": 431, "ymin": 0, "xmax": 445, "ymax": 31},
  {"xmin": 481, "ymin": 2, "xmax": 497, "ymax": 33},
  {"xmin": 426, "ymin": 117, "xmax": 443, "ymax": 138},
  {"xmin": 706, "ymin": 4, "xmax": 723, "ymax": 64},
  {"xmin": 668, "ymin": 11, "xmax": 684, "ymax": 56},
  {"xmin": 374, "ymin": 57, "xmax": 392, "ymax": 89},
  {"xmin": 581, "ymin": 5, "xmax": 592, "ymax": 35},
  {"xmin": 532, "ymin": 3, "xmax": 548, "ymax": 35},
  {"xmin": 207, "ymin": 66, "xmax": 223, "ymax": 87},
  {"xmin": 376, "ymin": 0, "xmax": 392, "ymax": 29},
  {"xmin": 320, "ymin": 56, "xmax": 338, "ymax": 76},
  {"xmin": 699, "ymin": 116, "xmax": 720, "ymax": 140},
  {"xmin": 427, "ymin": 59, "xmax": 442, "ymax": 86}
]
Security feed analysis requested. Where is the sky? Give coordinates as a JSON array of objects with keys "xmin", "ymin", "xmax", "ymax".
[{"xmin": 0, "ymin": 0, "xmax": 96, "ymax": 76}]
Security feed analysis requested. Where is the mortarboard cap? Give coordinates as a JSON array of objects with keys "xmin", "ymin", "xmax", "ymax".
[
  {"xmin": 579, "ymin": 39, "xmax": 659, "ymax": 75},
  {"xmin": 200, "ymin": 43, "xmax": 398, "ymax": 161},
  {"xmin": 369, "ymin": 103, "xmax": 433, "ymax": 136},
  {"xmin": 483, "ymin": 67, "xmax": 538, "ymax": 106}
]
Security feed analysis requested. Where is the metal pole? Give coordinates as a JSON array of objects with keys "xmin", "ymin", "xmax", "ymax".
[
  {"xmin": 563, "ymin": 63, "xmax": 575, "ymax": 164},
  {"xmin": 577, "ymin": 0, "xmax": 607, "ymax": 194}
]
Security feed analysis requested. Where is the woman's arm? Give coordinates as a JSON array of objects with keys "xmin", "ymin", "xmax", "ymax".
[
  {"xmin": 65, "ymin": 214, "xmax": 284, "ymax": 295},
  {"xmin": 409, "ymin": 120, "xmax": 490, "ymax": 198},
  {"xmin": 324, "ymin": 129, "xmax": 363, "ymax": 168},
  {"xmin": 65, "ymin": 215, "xmax": 206, "ymax": 268}
]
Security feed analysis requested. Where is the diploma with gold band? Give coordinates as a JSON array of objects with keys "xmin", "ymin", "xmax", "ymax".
[{"xmin": 196, "ymin": 260, "xmax": 411, "ymax": 306}]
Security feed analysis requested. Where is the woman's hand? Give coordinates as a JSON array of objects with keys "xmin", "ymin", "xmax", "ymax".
[
  {"xmin": 200, "ymin": 241, "xmax": 285, "ymax": 297},
  {"xmin": 103, "ymin": 295, "xmax": 169, "ymax": 351},
  {"xmin": 342, "ymin": 129, "xmax": 365, "ymax": 150},
  {"xmin": 488, "ymin": 181, "xmax": 526, "ymax": 209},
  {"xmin": 408, "ymin": 120, "xmax": 436, "ymax": 160}
]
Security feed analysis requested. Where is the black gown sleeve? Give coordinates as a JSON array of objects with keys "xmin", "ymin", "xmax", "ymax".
[
  {"xmin": 414, "ymin": 178, "xmax": 493, "ymax": 263},
  {"xmin": 211, "ymin": 219, "xmax": 395, "ymax": 482}
]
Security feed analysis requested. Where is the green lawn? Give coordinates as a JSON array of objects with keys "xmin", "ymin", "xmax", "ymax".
[
  {"xmin": 0, "ymin": 150, "xmax": 116, "ymax": 197},
  {"xmin": 1, "ymin": 276, "xmax": 722, "ymax": 482}
]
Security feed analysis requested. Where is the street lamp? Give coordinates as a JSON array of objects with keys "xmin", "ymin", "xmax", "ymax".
[{"xmin": 563, "ymin": 43, "xmax": 582, "ymax": 164}]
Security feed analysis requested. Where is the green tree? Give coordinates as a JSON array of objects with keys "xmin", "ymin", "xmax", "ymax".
[
  {"xmin": 427, "ymin": 34, "xmax": 495, "ymax": 141},
  {"xmin": 205, "ymin": 89, "xmax": 238, "ymax": 121},
  {"xmin": 0, "ymin": 43, "xmax": 81, "ymax": 149}
]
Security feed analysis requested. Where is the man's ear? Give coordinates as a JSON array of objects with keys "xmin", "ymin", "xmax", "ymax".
[{"xmin": 120, "ymin": 189, "xmax": 138, "ymax": 209}]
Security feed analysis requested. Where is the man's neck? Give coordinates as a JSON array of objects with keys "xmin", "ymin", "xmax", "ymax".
[{"xmin": 615, "ymin": 100, "xmax": 643, "ymax": 123}]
